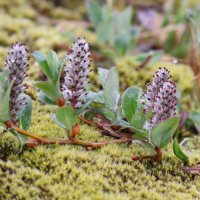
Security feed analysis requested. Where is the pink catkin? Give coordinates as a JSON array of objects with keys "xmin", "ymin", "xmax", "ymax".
[
  {"xmin": 5, "ymin": 42, "xmax": 29, "ymax": 124},
  {"xmin": 61, "ymin": 38, "xmax": 92, "ymax": 108},
  {"xmin": 142, "ymin": 67, "xmax": 177, "ymax": 132}
]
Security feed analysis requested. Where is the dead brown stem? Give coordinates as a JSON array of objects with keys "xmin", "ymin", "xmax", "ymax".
[{"xmin": 78, "ymin": 116, "xmax": 100, "ymax": 128}]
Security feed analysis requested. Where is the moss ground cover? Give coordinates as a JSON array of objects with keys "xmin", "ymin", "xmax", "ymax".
[{"xmin": 0, "ymin": 98, "xmax": 200, "ymax": 199}]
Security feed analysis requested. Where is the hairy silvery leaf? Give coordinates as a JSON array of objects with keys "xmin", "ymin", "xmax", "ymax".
[
  {"xmin": 146, "ymin": 108, "xmax": 153, "ymax": 122},
  {"xmin": 122, "ymin": 87, "xmax": 142, "ymax": 122},
  {"xmin": 97, "ymin": 18, "xmax": 115, "ymax": 46},
  {"xmin": 0, "ymin": 79, "xmax": 15, "ymax": 115},
  {"xmin": 39, "ymin": 92, "xmax": 58, "ymax": 105},
  {"xmin": 32, "ymin": 51, "xmax": 51, "ymax": 79},
  {"xmin": 98, "ymin": 68, "xmax": 109, "ymax": 88},
  {"xmin": 114, "ymin": 35, "xmax": 130, "ymax": 56},
  {"xmin": 0, "ymin": 70, "xmax": 9, "ymax": 91},
  {"xmin": 93, "ymin": 107, "xmax": 117, "ymax": 124},
  {"xmin": 104, "ymin": 67, "xmax": 120, "ymax": 113},
  {"xmin": 47, "ymin": 50, "xmax": 58, "ymax": 84},
  {"xmin": 87, "ymin": 1, "xmax": 103, "ymax": 28},
  {"xmin": 17, "ymin": 94, "xmax": 32, "ymax": 131},
  {"xmin": 132, "ymin": 130, "xmax": 149, "ymax": 141},
  {"xmin": 151, "ymin": 117, "xmax": 180, "ymax": 148},
  {"xmin": 56, "ymin": 106, "xmax": 77, "ymax": 136},
  {"xmin": 130, "ymin": 110, "xmax": 146, "ymax": 130},
  {"xmin": 35, "ymin": 82, "xmax": 60, "ymax": 103},
  {"xmin": 117, "ymin": 106, "xmax": 124, "ymax": 121},
  {"xmin": 51, "ymin": 114, "xmax": 67, "ymax": 131},
  {"xmin": 56, "ymin": 54, "xmax": 68, "ymax": 89}
]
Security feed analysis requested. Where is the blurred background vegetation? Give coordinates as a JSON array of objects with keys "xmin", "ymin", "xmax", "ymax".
[{"xmin": 1, "ymin": 0, "xmax": 200, "ymax": 199}]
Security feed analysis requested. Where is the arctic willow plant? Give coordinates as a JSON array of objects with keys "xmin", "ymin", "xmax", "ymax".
[
  {"xmin": 0, "ymin": 40, "xmax": 189, "ymax": 160},
  {"xmin": 5, "ymin": 42, "xmax": 29, "ymax": 124},
  {"xmin": 131, "ymin": 68, "xmax": 188, "ymax": 161},
  {"xmin": 82, "ymin": 67, "xmax": 188, "ymax": 161},
  {"xmin": 0, "ymin": 42, "xmax": 32, "ymax": 147}
]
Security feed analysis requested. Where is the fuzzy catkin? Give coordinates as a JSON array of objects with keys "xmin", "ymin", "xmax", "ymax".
[
  {"xmin": 142, "ymin": 67, "xmax": 177, "ymax": 132},
  {"xmin": 5, "ymin": 42, "xmax": 29, "ymax": 124},
  {"xmin": 61, "ymin": 38, "xmax": 92, "ymax": 108}
]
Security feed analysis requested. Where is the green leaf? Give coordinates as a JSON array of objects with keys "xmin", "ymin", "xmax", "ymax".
[
  {"xmin": 114, "ymin": 7, "xmax": 132, "ymax": 35},
  {"xmin": 47, "ymin": 50, "xmax": 58, "ymax": 84},
  {"xmin": 84, "ymin": 109, "xmax": 97, "ymax": 119},
  {"xmin": 85, "ymin": 78, "xmax": 91, "ymax": 93},
  {"xmin": 1, "ymin": 79, "xmax": 15, "ymax": 114},
  {"xmin": 104, "ymin": 67, "xmax": 120, "ymax": 113},
  {"xmin": 97, "ymin": 18, "xmax": 115, "ymax": 46},
  {"xmin": 189, "ymin": 112, "xmax": 200, "ymax": 132},
  {"xmin": 76, "ymin": 91, "xmax": 94, "ymax": 116},
  {"xmin": 135, "ymin": 51, "xmax": 163, "ymax": 66},
  {"xmin": 93, "ymin": 90, "xmax": 104, "ymax": 104},
  {"xmin": 56, "ymin": 106, "xmax": 77, "ymax": 136},
  {"xmin": 173, "ymin": 138, "xmax": 189, "ymax": 161},
  {"xmin": 98, "ymin": 68, "xmax": 109, "ymax": 88},
  {"xmin": 149, "ymin": 51, "xmax": 164, "ymax": 65},
  {"xmin": 102, "ymin": 6, "xmax": 112, "ymax": 20},
  {"xmin": 51, "ymin": 114, "xmax": 67, "ymax": 130},
  {"xmin": 133, "ymin": 140, "xmax": 156, "ymax": 152},
  {"xmin": 151, "ymin": 117, "xmax": 181, "ymax": 148},
  {"xmin": 90, "ymin": 101, "xmax": 104, "ymax": 109},
  {"xmin": 120, "ymin": 7, "xmax": 132, "ymax": 32},
  {"xmin": 9, "ymin": 128, "xmax": 28, "ymax": 148},
  {"xmin": 117, "ymin": 106, "xmax": 124, "ymax": 121},
  {"xmin": 0, "ymin": 113, "xmax": 10, "ymax": 122},
  {"xmin": 34, "ymin": 82, "xmax": 60, "ymax": 102},
  {"xmin": 56, "ymin": 54, "xmax": 68, "ymax": 87},
  {"xmin": 0, "ymin": 82, "xmax": 5, "ymax": 105},
  {"xmin": 115, "ymin": 120, "xmax": 129, "ymax": 127},
  {"xmin": 0, "ymin": 70, "xmax": 8, "ymax": 90},
  {"xmin": 175, "ymin": 127, "xmax": 179, "ymax": 139},
  {"xmin": 146, "ymin": 108, "xmax": 153, "ymax": 122},
  {"xmin": 32, "ymin": 51, "xmax": 51, "ymax": 78},
  {"xmin": 0, "ymin": 121, "xmax": 6, "ymax": 128},
  {"xmin": 130, "ymin": 26, "xmax": 140, "ymax": 38},
  {"xmin": 122, "ymin": 87, "xmax": 141, "ymax": 122},
  {"xmin": 130, "ymin": 110, "xmax": 146, "ymax": 130},
  {"xmin": 38, "ymin": 92, "xmax": 57, "ymax": 105},
  {"xmin": 114, "ymin": 35, "xmax": 130, "ymax": 56},
  {"xmin": 122, "ymin": 125, "xmax": 147, "ymax": 136},
  {"xmin": 87, "ymin": 1, "xmax": 103, "ymax": 28},
  {"xmin": 132, "ymin": 132, "xmax": 149, "ymax": 141},
  {"xmin": 93, "ymin": 107, "xmax": 117, "ymax": 123},
  {"xmin": 17, "ymin": 94, "xmax": 32, "ymax": 131}
]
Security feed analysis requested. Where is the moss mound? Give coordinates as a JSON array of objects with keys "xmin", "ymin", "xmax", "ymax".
[{"xmin": 0, "ymin": 100, "xmax": 200, "ymax": 199}]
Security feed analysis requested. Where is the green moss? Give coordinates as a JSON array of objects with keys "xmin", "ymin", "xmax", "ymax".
[{"xmin": 1, "ymin": 100, "xmax": 200, "ymax": 199}]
